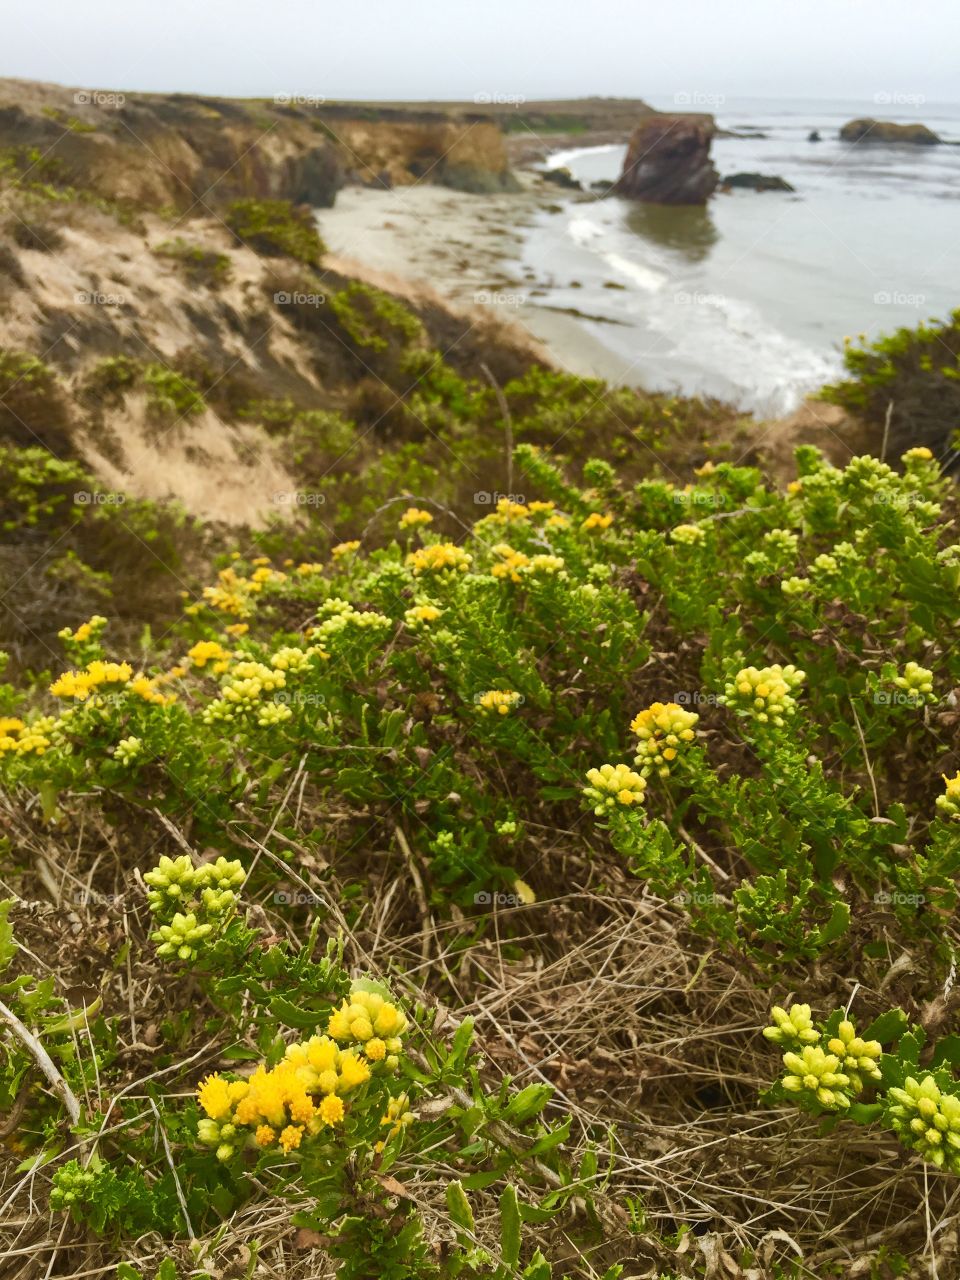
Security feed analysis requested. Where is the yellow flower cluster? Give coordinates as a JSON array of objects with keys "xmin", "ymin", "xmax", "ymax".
[
  {"xmin": 311, "ymin": 599, "xmax": 390, "ymax": 646},
  {"xmin": 48, "ymin": 660, "xmax": 176, "ymax": 707},
  {"xmin": 201, "ymin": 661, "xmax": 287, "ymax": 726},
  {"xmin": 722, "ymin": 663, "xmax": 805, "ymax": 727},
  {"xmin": 196, "ymin": 1033, "xmax": 373, "ymax": 1160},
  {"xmin": 399, "ymin": 507, "xmax": 433, "ymax": 529},
  {"xmin": 50, "ymin": 660, "xmax": 132, "ymax": 700},
  {"xmin": 825, "ymin": 1020, "xmax": 883, "ymax": 1093},
  {"xmin": 270, "ymin": 645, "xmax": 319, "ymax": 673},
  {"xmin": 477, "ymin": 689, "xmax": 522, "ymax": 716},
  {"xmin": 630, "ymin": 702, "xmax": 699, "ymax": 777},
  {"xmin": 332, "ymin": 541, "xmax": 361, "ymax": 559},
  {"xmin": 581, "ymin": 512, "xmax": 613, "ymax": 532},
  {"xmin": 188, "ymin": 640, "xmax": 231, "ymax": 671},
  {"xmin": 763, "ymin": 1003, "xmax": 820, "ymax": 1047},
  {"xmin": 490, "ymin": 544, "xmax": 565, "ymax": 582},
  {"xmin": 0, "ymin": 715, "xmax": 58, "ymax": 756},
  {"xmin": 406, "ymin": 542, "xmax": 472, "ymax": 577},
  {"xmin": 404, "ymin": 603, "xmax": 443, "ymax": 628},
  {"xmin": 584, "ymin": 763, "xmax": 647, "ymax": 815},
  {"xmin": 887, "ymin": 1075, "xmax": 960, "ymax": 1173},
  {"xmin": 780, "ymin": 1045, "xmax": 854, "ymax": 1110},
  {"xmin": 670, "ymin": 523, "xmax": 706, "ymax": 546},
  {"xmin": 200, "ymin": 567, "xmax": 260, "ymax": 617},
  {"xmin": 893, "ymin": 661, "xmax": 935, "ymax": 704},
  {"xmin": 937, "ymin": 772, "xmax": 960, "ymax": 822},
  {"xmin": 327, "ymin": 987, "xmax": 409, "ymax": 1069},
  {"xmin": 58, "ymin": 614, "xmax": 108, "ymax": 645}
]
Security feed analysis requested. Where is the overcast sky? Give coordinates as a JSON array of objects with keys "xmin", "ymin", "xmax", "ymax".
[{"xmin": 2, "ymin": 0, "xmax": 957, "ymax": 107}]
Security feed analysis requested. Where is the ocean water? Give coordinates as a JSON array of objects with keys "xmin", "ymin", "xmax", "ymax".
[{"xmin": 522, "ymin": 97, "xmax": 960, "ymax": 414}]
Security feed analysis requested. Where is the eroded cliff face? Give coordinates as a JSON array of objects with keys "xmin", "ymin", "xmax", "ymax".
[
  {"xmin": 0, "ymin": 80, "xmax": 345, "ymax": 210},
  {"xmin": 0, "ymin": 80, "xmax": 518, "ymax": 209}
]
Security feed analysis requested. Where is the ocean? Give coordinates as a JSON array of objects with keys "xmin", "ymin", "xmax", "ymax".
[{"xmin": 522, "ymin": 97, "xmax": 960, "ymax": 414}]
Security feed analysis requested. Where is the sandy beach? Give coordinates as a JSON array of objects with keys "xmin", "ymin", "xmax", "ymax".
[{"xmin": 315, "ymin": 179, "xmax": 640, "ymax": 384}]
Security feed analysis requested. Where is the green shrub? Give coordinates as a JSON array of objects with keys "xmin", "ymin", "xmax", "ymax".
[
  {"xmin": 153, "ymin": 237, "xmax": 233, "ymax": 286},
  {"xmin": 224, "ymin": 197, "xmax": 324, "ymax": 267},
  {"xmin": 820, "ymin": 309, "xmax": 960, "ymax": 457}
]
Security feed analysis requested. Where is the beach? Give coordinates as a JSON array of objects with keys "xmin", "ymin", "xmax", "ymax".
[
  {"xmin": 315, "ymin": 180, "xmax": 642, "ymax": 386},
  {"xmin": 318, "ymin": 96, "xmax": 960, "ymax": 415}
]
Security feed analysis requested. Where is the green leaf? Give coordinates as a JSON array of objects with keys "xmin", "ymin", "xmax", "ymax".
[
  {"xmin": 931, "ymin": 1034, "xmax": 960, "ymax": 1069},
  {"xmin": 156, "ymin": 1261, "xmax": 178, "ymax": 1280},
  {"xmin": 863, "ymin": 1008, "xmax": 909, "ymax": 1044},
  {"xmin": 522, "ymin": 1250, "xmax": 552, "ymax": 1280},
  {"xmin": 814, "ymin": 899, "xmax": 850, "ymax": 946},
  {"xmin": 526, "ymin": 1117, "xmax": 572, "ymax": 1157},
  {"xmin": 445, "ymin": 1180, "xmax": 475, "ymax": 1235},
  {"xmin": 116, "ymin": 1265, "xmax": 142, "ymax": 1280},
  {"xmin": 268, "ymin": 994, "xmax": 328, "ymax": 1030},
  {"xmin": 500, "ymin": 1184, "xmax": 521, "ymax": 1268},
  {"xmin": 501, "ymin": 1083, "xmax": 552, "ymax": 1125}
]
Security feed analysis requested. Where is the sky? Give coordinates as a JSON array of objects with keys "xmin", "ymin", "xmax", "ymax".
[{"xmin": 1, "ymin": 0, "xmax": 957, "ymax": 106}]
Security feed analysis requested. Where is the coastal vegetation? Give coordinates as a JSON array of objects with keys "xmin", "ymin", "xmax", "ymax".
[{"xmin": 0, "ymin": 76, "xmax": 958, "ymax": 1280}]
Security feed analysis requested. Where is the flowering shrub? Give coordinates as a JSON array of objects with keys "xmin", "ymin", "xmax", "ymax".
[{"xmin": 2, "ymin": 442, "xmax": 960, "ymax": 1275}]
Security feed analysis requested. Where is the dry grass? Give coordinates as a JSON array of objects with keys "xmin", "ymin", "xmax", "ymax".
[{"xmin": 1, "ymin": 777, "xmax": 957, "ymax": 1280}]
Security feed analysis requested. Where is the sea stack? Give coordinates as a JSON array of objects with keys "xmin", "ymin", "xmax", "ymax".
[{"xmin": 614, "ymin": 114, "xmax": 718, "ymax": 204}]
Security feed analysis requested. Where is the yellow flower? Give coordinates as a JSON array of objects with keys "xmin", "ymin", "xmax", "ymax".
[
  {"xmin": 545, "ymin": 514, "xmax": 570, "ymax": 531},
  {"xmin": 365, "ymin": 1037, "xmax": 387, "ymax": 1061},
  {"xmin": 527, "ymin": 501, "xmax": 555, "ymax": 514},
  {"xmin": 399, "ymin": 506, "xmax": 433, "ymax": 529},
  {"xmin": 670, "ymin": 523, "xmax": 706, "ymax": 546},
  {"xmin": 319, "ymin": 1094, "xmax": 345, "ymax": 1125},
  {"xmin": 404, "ymin": 603, "xmax": 442, "ymax": 627},
  {"xmin": 188, "ymin": 640, "xmax": 231, "ymax": 669},
  {"xmin": 937, "ymin": 772, "xmax": 960, "ymax": 822},
  {"xmin": 581, "ymin": 512, "xmax": 613, "ymax": 532},
  {"xmin": 332, "ymin": 541, "xmax": 361, "ymax": 558},
  {"xmin": 255, "ymin": 1124, "xmax": 275, "ymax": 1147},
  {"xmin": 279, "ymin": 1124, "xmax": 304, "ymax": 1153},
  {"xmin": 630, "ymin": 702, "xmax": 699, "ymax": 777},
  {"xmin": 225, "ymin": 622, "xmax": 249, "ymax": 636},
  {"xmin": 584, "ymin": 763, "xmax": 647, "ymax": 815},
  {"xmin": 477, "ymin": 689, "xmax": 522, "ymax": 716},
  {"xmin": 495, "ymin": 498, "xmax": 530, "ymax": 519},
  {"xmin": 723, "ymin": 663, "xmax": 805, "ymax": 727},
  {"xmin": 197, "ymin": 1074, "xmax": 233, "ymax": 1121},
  {"xmin": 407, "ymin": 543, "xmax": 472, "ymax": 576},
  {"xmin": 337, "ymin": 1051, "xmax": 371, "ymax": 1092},
  {"xmin": 513, "ymin": 878, "xmax": 536, "ymax": 905}
]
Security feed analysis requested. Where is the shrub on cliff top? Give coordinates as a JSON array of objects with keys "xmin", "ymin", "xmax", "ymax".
[
  {"xmin": 224, "ymin": 197, "xmax": 324, "ymax": 267},
  {"xmin": 820, "ymin": 308, "xmax": 960, "ymax": 461}
]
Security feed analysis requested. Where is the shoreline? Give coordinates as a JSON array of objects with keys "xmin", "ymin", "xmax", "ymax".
[{"xmin": 314, "ymin": 179, "xmax": 642, "ymax": 386}]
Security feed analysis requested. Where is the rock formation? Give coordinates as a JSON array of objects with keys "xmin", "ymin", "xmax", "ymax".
[
  {"xmin": 721, "ymin": 172, "xmax": 795, "ymax": 192},
  {"xmin": 614, "ymin": 115, "xmax": 718, "ymax": 204},
  {"xmin": 839, "ymin": 118, "xmax": 941, "ymax": 146}
]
